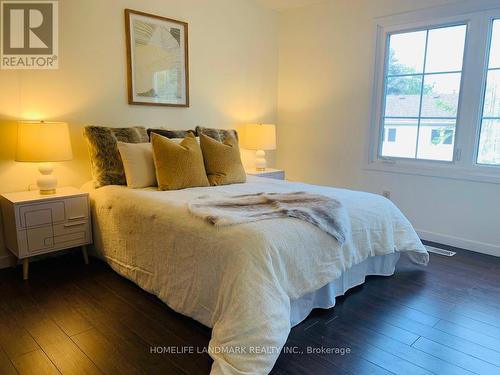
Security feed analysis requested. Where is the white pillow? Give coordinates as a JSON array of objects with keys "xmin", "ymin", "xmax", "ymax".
[{"xmin": 117, "ymin": 142, "xmax": 157, "ymax": 188}]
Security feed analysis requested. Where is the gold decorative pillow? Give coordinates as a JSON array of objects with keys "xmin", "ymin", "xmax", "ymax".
[
  {"xmin": 200, "ymin": 133, "xmax": 246, "ymax": 186},
  {"xmin": 151, "ymin": 133, "xmax": 209, "ymax": 191}
]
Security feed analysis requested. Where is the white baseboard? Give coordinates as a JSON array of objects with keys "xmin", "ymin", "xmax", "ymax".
[
  {"xmin": 0, "ymin": 254, "xmax": 15, "ymax": 269},
  {"xmin": 417, "ymin": 229, "xmax": 500, "ymax": 258}
]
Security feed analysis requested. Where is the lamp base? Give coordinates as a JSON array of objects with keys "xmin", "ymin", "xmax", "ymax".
[
  {"xmin": 39, "ymin": 188, "xmax": 56, "ymax": 195},
  {"xmin": 255, "ymin": 150, "xmax": 267, "ymax": 170},
  {"xmin": 37, "ymin": 162, "xmax": 58, "ymax": 195}
]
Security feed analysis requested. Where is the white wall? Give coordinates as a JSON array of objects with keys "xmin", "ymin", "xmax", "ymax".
[
  {"xmin": 277, "ymin": 0, "xmax": 500, "ymax": 256},
  {"xmin": 2, "ymin": 0, "xmax": 497, "ymax": 265},
  {"xmin": 0, "ymin": 0, "xmax": 279, "ymax": 264}
]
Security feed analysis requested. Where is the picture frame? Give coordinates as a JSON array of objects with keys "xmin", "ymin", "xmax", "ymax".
[{"xmin": 125, "ymin": 9, "xmax": 189, "ymax": 107}]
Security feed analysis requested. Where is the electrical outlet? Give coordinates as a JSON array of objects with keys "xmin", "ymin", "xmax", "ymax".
[{"xmin": 382, "ymin": 191, "xmax": 391, "ymax": 199}]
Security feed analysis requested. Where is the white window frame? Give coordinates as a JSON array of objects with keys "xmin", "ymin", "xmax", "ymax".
[{"xmin": 367, "ymin": 0, "xmax": 500, "ymax": 184}]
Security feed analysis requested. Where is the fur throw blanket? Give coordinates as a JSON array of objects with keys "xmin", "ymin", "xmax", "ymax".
[{"xmin": 188, "ymin": 192, "xmax": 350, "ymax": 245}]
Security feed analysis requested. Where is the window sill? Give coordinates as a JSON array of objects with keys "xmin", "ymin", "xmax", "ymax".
[{"xmin": 365, "ymin": 159, "xmax": 500, "ymax": 184}]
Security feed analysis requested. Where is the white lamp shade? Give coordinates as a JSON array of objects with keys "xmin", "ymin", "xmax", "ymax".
[
  {"xmin": 240, "ymin": 124, "xmax": 276, "ymax": 151},
  {"xmin": 16, "ymin": 121, "xmax": 73, "ymax": 162}
]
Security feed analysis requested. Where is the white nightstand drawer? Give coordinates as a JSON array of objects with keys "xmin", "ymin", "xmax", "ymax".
[
  {"xmin": 65, "ymin": 196, "xmax": 89, "ymax": 221},
  {"xmin": 53, "ymin": 221, "xmax": 89, "ymax": 236},
  {"xmin": 19, "ymin": 221, "xmax": 90, "ymax": 255},
  {"xmin": 53, "ymin": 231, "xmax": 86, "ymax": 246},
  {"xmin": 19, "ymin": 201, "xmax": 65, "ymax": 228},
  {"xmin": 26, "ymin": 226, "xmax": 54, "ymax": 253}
]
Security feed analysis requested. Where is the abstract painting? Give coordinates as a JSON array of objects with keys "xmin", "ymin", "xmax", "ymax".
[{"xmin": 125, "ymin": 9, "xmax": 189, "ymax": 107}]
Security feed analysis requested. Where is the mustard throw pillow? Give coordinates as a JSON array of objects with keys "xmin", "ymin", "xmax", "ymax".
[
  {"xmin": 151, "ymin": 133, "xmax": 209, "ymax": 190},
  {"xmin": 200, "ymin": 133, "xmax": 246, "ymax": 186}
]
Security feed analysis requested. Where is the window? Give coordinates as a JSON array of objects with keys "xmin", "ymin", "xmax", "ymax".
[
  {"xmin": 380, "ymin": 25, "xmax": 466, "ymax": 162},
  {"xmin": 387, "ymin": 128, "xmax": 397, "ymax": 142},
  {"xmin": 477, "ymin": 19, "xmax": 500, "ymax": 166},
  {"xmin": 370, "ymin": 4, "xmax": 500, "ymax": 183},
  {"xmin": 431, "ymin": 128, "xmax": 454, "ymax": 145}
]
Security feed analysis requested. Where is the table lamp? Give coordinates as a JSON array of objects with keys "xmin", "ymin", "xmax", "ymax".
[
  {"xmin": 240, "ymin": 124, "xmax": 276, "ymax": 171},
  {"xmin": 16, "ymin": 121, "xmax": 73, "ymax": 195}
]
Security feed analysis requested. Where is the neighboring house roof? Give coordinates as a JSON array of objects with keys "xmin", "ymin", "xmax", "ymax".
[{"xmin": 385, "ymin": 94, "xmax": 459, "ymax": 119}]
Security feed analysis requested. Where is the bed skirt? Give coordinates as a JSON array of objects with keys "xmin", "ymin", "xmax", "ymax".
[{"xmin": 290, "ymin": 252, "xmax": 401, "ymax": 326}]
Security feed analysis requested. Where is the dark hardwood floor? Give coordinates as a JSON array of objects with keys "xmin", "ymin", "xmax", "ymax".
[{"xmin": 1, "ymin": 243, "xmax": 500, "ymax": 375}]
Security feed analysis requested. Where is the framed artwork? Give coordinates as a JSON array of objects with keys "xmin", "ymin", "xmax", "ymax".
[{"xmin": 125, "ymin": 9, "xmax": 189, "ymax": 107}]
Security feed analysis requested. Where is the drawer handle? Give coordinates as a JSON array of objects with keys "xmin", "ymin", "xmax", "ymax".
[
  {"xmin": 69, "ymin": 215, "xmax": 86, "ymax": 220},
  {"xmin": 63, "ymin": 222, "xmax": 86, "ymax": 228}
]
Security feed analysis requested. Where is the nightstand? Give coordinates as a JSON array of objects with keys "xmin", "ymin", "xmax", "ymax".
[
  {"xmin": 246, "ymin": 168, "xmax": 285, "ymax": 180},
  {"xmin": 0, "ymin": 187, "xmax": 92, "ymax": 280}
]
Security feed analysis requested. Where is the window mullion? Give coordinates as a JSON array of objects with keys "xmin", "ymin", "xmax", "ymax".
[
  {"xmin": 414, "ymin": 30, "xmax": 430, "ymax": 159},
  {"xmin": 454, "ymin": 14, "xmax": 491, "ymax": 168}
]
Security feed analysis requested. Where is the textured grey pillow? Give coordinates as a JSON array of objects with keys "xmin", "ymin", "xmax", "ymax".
[
  {"xmin": 83, "ymin": 126, "xmax": 149, "ymax": 187},
  {"xmin": 195, "ymin": 126, "xmax": 238, "ymax": 142},
  {"xmin": 147, "ymin": 128, "xmax": 195, "ymax": 140}
]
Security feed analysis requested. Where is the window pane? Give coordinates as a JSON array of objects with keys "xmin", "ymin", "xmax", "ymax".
[
  {"xmin": 381, "ymin": 119, "xmax": 418, "ymax": 158},
  {"xmin": 483, "ymin": 70, "xmax": 500, "ymax": 118},
  {"xmin": 425, "ymin": 25, "xmax": 467, "ymax": 73},
  {"xmin": 477, "ymin": 21, "xmax": 500, "ymax": 165},
  {"xmin": 387, "ymin": 128, "xmax": 397, "ymax": 142},
  {"xmin": 489, "ymin": 20, "xmax": 500, "ymax": 69},
  {"xmin": 417, "ymin": 119, "xmax": 455, "ymax": 161},
  {"xmin": 443, "ymin": 129, "xmax": 454, "ymax": 145},
  {"xmin": 477, "ymin": 119, "xmax": 500, "ymax": 165},
  {"xmin": 421, "ymin": 73, "xmax": 461, "ymax": 117},
  {"xmin": 385, "ymin": 76, "xmax": 422, "ymax": 117},
  {"xmin": 387, "ymin": 31, "xmax": 426, "ymax": 75}
]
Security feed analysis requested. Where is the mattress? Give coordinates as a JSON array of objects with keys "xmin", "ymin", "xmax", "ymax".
[{"xmin": 86, "ymin": 176, "xmax": 428, "ymax": 375}]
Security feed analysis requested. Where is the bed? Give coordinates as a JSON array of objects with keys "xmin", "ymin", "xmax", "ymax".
[{"xmin": 85, "ymin": 175, "xmax": 428, "ymax": 375}]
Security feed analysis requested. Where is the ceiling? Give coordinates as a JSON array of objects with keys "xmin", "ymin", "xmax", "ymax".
[{"xmin": 253, "ymin": 0, "xmax": 327, "ymax": 12}]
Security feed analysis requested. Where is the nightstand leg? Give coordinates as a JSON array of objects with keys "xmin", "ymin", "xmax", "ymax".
[
  {"xmin": 82, "ymin": 245, "xmax": 89, "ymax": 265},
  {"xmin": 23, "ymin": 258, "xmax": 29, "ymax": 281}
]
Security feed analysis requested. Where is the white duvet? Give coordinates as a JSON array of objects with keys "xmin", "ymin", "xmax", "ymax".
[{"xmin": 87, "ymin": 176, "xmax": 428, "ymax": 375}]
